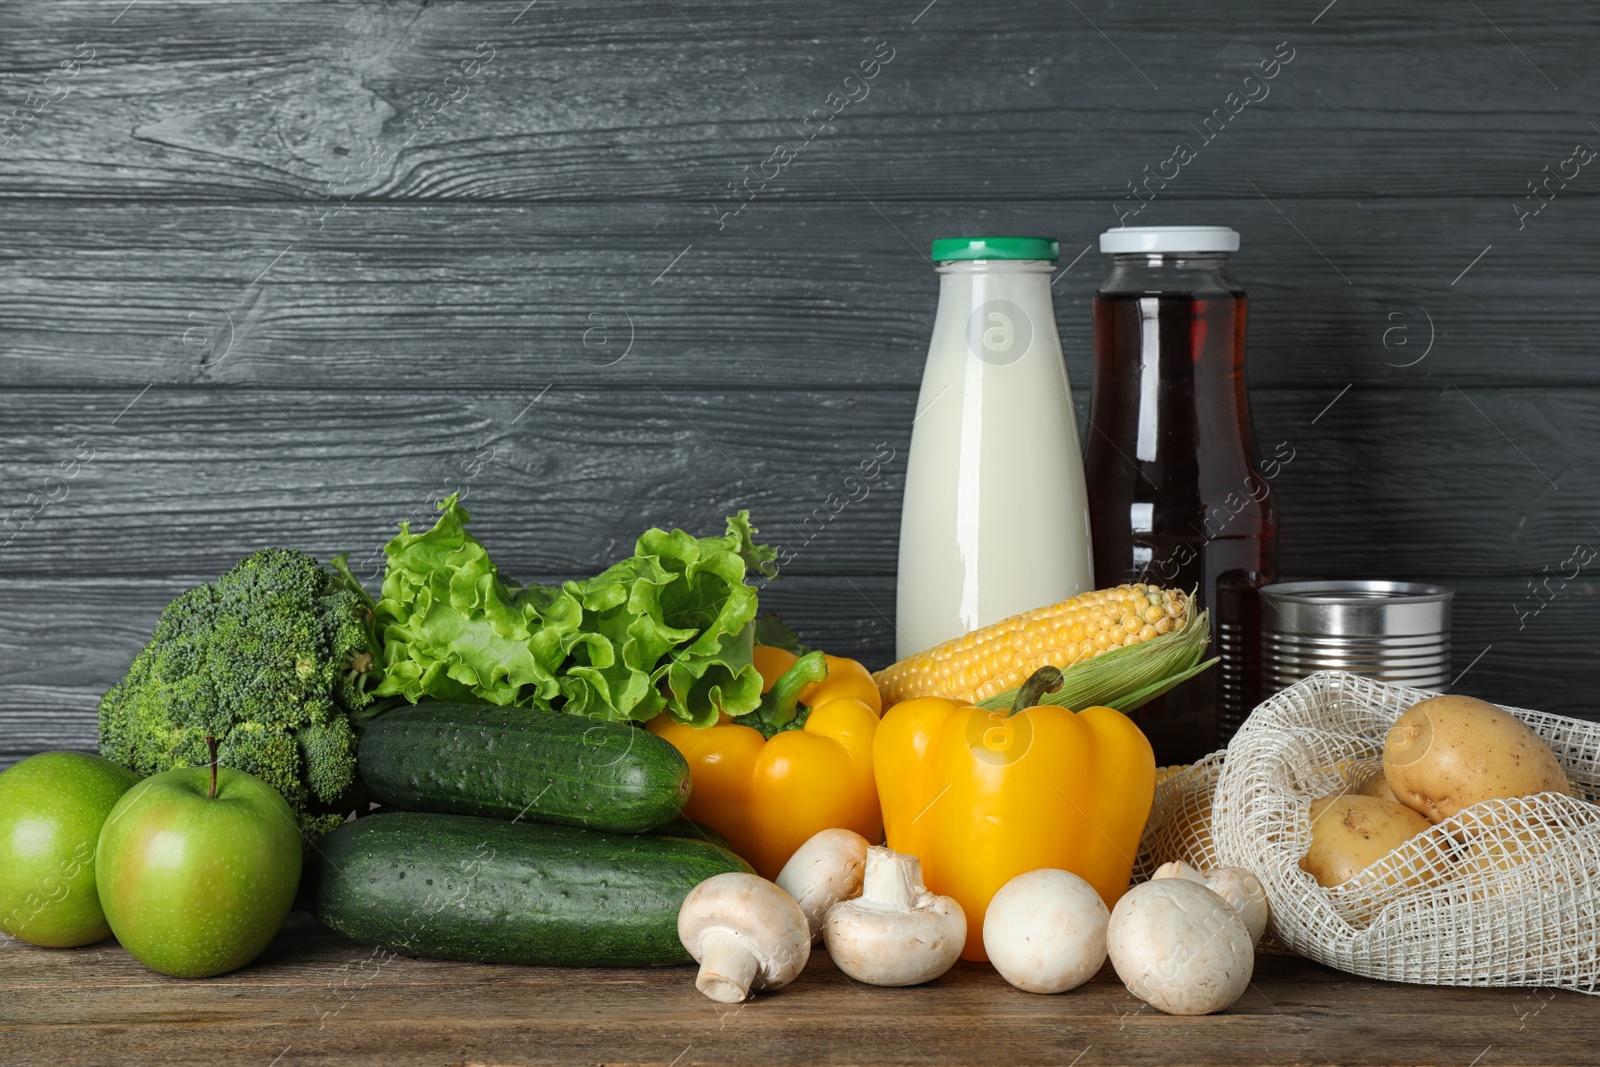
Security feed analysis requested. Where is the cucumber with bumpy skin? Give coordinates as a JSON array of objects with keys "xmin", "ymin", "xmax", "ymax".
[
  {"xmin": 650, "ymin": 815, "xmax": 736, "ymax": 854},
  {"xmin": 358, "ymin": 703, "xmax": 690, "ymax": 833},
  {"xmin": 309, "ymin": 811, "xmax": 750, "ymax": 965}
]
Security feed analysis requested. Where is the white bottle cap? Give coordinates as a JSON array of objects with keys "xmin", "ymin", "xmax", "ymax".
[{"xmin": 1098, "ymin": 226, "xmax": 1240, "ymax": 254}]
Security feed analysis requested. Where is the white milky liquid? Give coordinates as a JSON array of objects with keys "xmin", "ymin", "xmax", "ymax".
[{"xmin": 894, "ymin": 258, "xmax": 1094, "ymax": 659}]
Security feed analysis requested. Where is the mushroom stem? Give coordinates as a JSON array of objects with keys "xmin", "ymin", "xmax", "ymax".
[
  {"xmin": 694, "ymin": 928, "xmax": 762, "ymax": 1004},
  {"xmin": 679, "ymin": 872, "xmax": 812, "ymax": 1003},
  {"xmin": 857, "ymin": 848, "xmax": 921, "ymax": 911}
]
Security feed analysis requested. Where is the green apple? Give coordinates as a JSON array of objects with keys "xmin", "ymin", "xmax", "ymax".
[
  {"xmin": 0, "ymin": 751, "xmax": 140, "ymax": 947},
  {"xmin": 96, "ymin": 750, "xmax": 302, "ymax": 978}
]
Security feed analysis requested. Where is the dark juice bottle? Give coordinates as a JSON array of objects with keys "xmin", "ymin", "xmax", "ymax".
[{"xmin": 1084, "ymin": 227, "xmax": 1277, "ymax": 762}]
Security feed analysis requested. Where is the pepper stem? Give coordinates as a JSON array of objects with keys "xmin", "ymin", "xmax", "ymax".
[
  {"xmin": 205, "ymin": 734, "xmax": 219, "ymax": 799},
  {"xmin": 1010, "ymin": 666, "xmax": 1064, "ymax": 718},
  {"xmin": 737, "ymin": 650, "xmax": 829, "ymax": 738}
]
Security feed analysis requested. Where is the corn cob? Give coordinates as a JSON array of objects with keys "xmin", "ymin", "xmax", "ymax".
[
  {"xmin": 1155, "ymin": 764, "xmax": 1193, "ymax": 786},
  {"xmin": 873, "ymin": 584, "xmax": 1191, "ymax": 707}
]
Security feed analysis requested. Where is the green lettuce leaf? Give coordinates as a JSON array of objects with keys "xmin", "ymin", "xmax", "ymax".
[
  {"xmin": 752, "ymin": 612, "xmax": 811, "ymax": 656},
  {"xmin": 370, "ymin": 494, "xmax": 775, "ymax": 726}
]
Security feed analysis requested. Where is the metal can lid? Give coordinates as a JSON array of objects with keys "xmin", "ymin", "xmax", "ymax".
[{"xmin": 1260, "ymin": 580, "xmax": 1454, "ymax": 638}]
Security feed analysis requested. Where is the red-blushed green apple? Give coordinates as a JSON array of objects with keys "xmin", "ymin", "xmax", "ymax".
[
  {"xmin": 0, "ymin": 751, "xmax": 140, "ymax": 947},
  {"xmin": 95, "ymin": 738, "xmax": 302, "ymax": 978}
]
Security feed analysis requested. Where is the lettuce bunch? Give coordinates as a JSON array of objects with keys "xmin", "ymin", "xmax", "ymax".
[{"xmin": 361, "ymin": 495, "xmax": 776, "ymax": 726}]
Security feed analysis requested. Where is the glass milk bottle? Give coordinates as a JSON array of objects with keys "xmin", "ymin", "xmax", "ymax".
[{"xmin": 895, "ymin": 236, "xmax": 1095, "ymax": 659}]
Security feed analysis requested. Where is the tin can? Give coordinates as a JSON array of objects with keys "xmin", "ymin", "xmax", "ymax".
[{"xmin": 1260, "ymin": 581, "xmax": 1453, "ymax": 694}]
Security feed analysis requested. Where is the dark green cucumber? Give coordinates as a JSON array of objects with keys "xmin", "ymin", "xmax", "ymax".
[
  {"xmin": 649, "ymin": 815, "xmax": 736, "ymax": 854},
  {"xmin": 358, "ymin": 703, "xmax": 690, "ymax": 833},
  {"xmin": 309, "ymin": 811, "xmax": 750, "ymax": 966}
]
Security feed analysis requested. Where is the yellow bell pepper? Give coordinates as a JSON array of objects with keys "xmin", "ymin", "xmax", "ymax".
[
  {"xmin": 874, "ymin": 667, "xmax": 1155, "ymax": 962},
  {"xmin": 648, "ymin": 648, "xmax": 882, "ymax": 880}
]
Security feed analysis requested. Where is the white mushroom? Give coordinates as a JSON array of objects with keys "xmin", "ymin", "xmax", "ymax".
[
  {"xmin": 1198, "ymin": 868, "xmax": 1269, "ymax": 947},
  {"xmin": 822, "ymin": 846, "xmax": 965, "ymax": 987},
  {"xmin": 1152, "ymin": 860, "xmax": 1206, "ymax": 884},
  {"xmin": 775, "ymin": 828, "xmax": 869, "ymax": 943},
  {"xmin": 1107, "ymin": 878, "xmax": 1253, "ymax": 1016},
  {"xmin": 982, "ymin": 868, "xmax": 1109, "ymax": 994},
  {"xmin": 678, "ymin": 872, "xmax": 811, "ymax": 1003},
  {"xmin": 1152, "ymin": 862, "xmax": 1269, "ymax": 947}
]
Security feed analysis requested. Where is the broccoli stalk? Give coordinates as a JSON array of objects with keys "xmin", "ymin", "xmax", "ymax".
[{"xmin": 97, "ymin": 548, "xmax": 382, "ymax": 838}]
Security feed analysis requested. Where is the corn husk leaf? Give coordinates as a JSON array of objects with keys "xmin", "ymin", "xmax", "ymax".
[
  {"xmin": 976, "ymin": 598, "xmax": 1213, "ymax": 714},
  {"xmin": 1103, "ymin": 654, "xmax": 1218, "ymax": 713}
]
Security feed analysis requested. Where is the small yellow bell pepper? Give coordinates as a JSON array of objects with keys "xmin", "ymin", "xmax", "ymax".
[
  {"xmin": 874, "ymin": 667, "xmax": 1155, "ymax": 962},
  {"xmin": 648, "ymin": 648, "xmax": 882, "ymax": 879}
]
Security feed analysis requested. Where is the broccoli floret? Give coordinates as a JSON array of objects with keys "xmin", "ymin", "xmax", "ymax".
[
  {"xmin": 297, "ymin": 716, "xmax": 357, "ymax": 807},
  {"xmin": 98, "ymin": 548, "xmax": 379, "ymax": 838}
]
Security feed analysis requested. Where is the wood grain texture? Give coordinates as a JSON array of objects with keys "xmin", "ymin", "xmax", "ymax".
[
  {"xmin": 2, "ymin": 914, "xmax": 1595, "ymax": 1067},
  {"xmin": 2, "ymin": 1, "xmax": 1596, "ymax": 202},
  {"xmin": 0, "ymin": 199, "xmax": 1598, "ymax": 389},
  {"xmin": 3, "ymin": 0, "xmax": 1599, "ymax": 764},
  {"xmin": 0, "ymin": 386, "xmax": 1593, "ymax": 582},
  {"xmin": 0, "ymin": 386, "xmax": 910, "ymax": 580}
]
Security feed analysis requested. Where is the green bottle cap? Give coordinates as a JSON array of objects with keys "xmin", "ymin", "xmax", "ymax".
[{"xmin": 930, "ymin": 236, "xmax": 1060, "ymax": 263}]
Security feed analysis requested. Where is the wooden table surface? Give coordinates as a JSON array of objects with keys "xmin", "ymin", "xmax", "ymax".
[{"xmin": 2, "ymin": 914, "xmax": 1596, "ymax": 1067}]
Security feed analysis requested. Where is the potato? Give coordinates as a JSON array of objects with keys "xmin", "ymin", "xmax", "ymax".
[
  {"xmin": 1458, "ymin": 826, "xmax": 1550, "ymax": 883},
  {"xmin": 1356, "ymin": 772, "xmax": 1399, "ymax": 804},
  {"xmin": 1299, "ymin": 794, "xmax": 1432, "ymax": 888},
  {"xmin": 1384, "ymin": 695, "xmax": 1569, "ymax": 824},
  {"xmin": 1454, "ymin": 798, "xmax": 1569, "ymax": 887}
]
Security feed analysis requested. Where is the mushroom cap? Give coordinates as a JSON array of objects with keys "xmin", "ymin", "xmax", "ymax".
[
  {"xmin": 821, "ymin": 848, "xmax": 966, "ymax": 987},
  {"xmin": 678, "ymin": 872, "xmax": 811, "ymax": 988},
  {"xmin": 983, "ymin": 868, "xmax": 1109, "ymax": 995},
  {"xmin": 1153, "ymin": 862, "xmax": 1269, "ymax": 947},
  {"xmin": 824, "ymin": 892, "xmax": 966, "ymax": 987},
  {"xmin": 1106, "ymin": 878, "xmax": 1253, "ymax": 1016},
  {"xmin": 775, "ymin": 828, "xmax": 870, "ymax": 942},
  {"xmin": 1200, "ymin": 868, "xmax": 1269, "ymax": 947},
  {"xmin": 1151, "ymin": 860, "xmax": 1205, "ymax": 884}
]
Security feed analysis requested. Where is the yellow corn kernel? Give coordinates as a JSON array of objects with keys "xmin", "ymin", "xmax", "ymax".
[
  {"xmin": 1154, "ymin": 764, "xmax": 1193, "ymax": 786},
  {"xmin": 873, "ymin": 584, "xmax": 1191, "ymax": 706}
]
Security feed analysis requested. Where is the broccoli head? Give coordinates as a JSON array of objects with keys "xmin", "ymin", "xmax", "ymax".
[{"xmin": 98, "ymin": 547, "xmax": 380, "ymax": 837}]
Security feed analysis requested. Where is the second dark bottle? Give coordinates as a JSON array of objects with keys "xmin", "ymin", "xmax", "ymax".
[{"xmin": 1084, "ymin": 226, "xmax": 1279, "ymax": 762}]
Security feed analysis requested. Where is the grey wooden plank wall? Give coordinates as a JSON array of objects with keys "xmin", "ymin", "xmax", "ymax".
[{"xmin": 2, "ymin": 0, "xmax": 1596, "ymax": 764}]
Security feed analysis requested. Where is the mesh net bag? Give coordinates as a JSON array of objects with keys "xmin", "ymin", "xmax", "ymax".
[
  {"xmin": 1137, "ymin": 671, "xmax": 1600, "ymax": 992},
  {"xmin": 1135, "ymin": 754, "xmax": 1292, "ymax": 955},
  {"xmin": 1135, "ymin": 754, "xmax": 1228, "ymax": 878}
]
